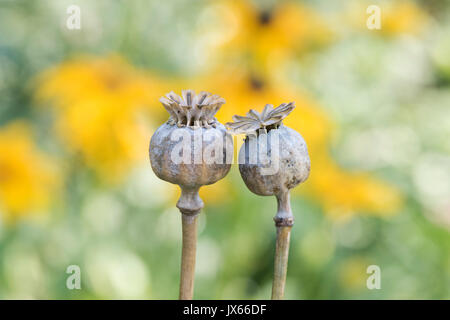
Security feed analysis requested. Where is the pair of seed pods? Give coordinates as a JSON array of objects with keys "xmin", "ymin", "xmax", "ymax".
[{"xmin": 149, "ymin": 90, "xmax": 311, "ymax": 300}]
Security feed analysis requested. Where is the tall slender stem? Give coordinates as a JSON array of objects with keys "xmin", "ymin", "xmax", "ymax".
[
  {"xmin": 271, "ymin": 225, "xmax": 292, "ymax": 299},
  {"xmin": 177, "ymin": 186, "xmax": 203, "ymax": 300},
  {"xmin": 272, "ymin": 190, "xmax": 294, "ymax": 300},
  {"xmin": 179, "ymin": 213, "xmax": 198, "ymax": 300}
]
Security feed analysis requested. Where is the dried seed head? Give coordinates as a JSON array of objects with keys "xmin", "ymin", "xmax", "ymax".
[
  {"xmin": 228, "ymin": 102, "xmax": 310, "ymax": 226},
  {"xmin": 159, "ymin": 90, "xmax": 226, "ymax": 129},
  {"xmin": 150, "ymin": 91, "xmax": 232, "ymax": 215}
]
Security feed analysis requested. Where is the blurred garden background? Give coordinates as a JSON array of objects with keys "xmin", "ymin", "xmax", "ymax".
[{"xmin": 0, "ymin": 0, "xmax": 449, "ymax": 299}]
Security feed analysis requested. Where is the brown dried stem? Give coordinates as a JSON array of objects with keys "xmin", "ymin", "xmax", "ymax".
[
  {"xmin": 271, "ymin": 190, "xmax": 294, "ymax": 300},
  {"xmin": 271, "ymin": 225, "xmax": 292, "ymax": 299},
  {"xmin": 179, "ymin": 213, "xmax": 199, "ymax": 300},
  {"xmin": 177, "ymin": 186, "xmax": 203, "ymax": 300}
]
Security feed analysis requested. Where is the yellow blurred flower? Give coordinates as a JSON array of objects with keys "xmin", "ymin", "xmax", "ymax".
[
  {"xmin": 310, "ymin": 155, "xmax": 402, "ymax": 220},
  {"xmin": 382, "ymin": 1, "xmax": 429, "ymax": 35},
  {"xmin": 36, "ymin": 55, "xmax": 165, "ymax": 111},
  {"xmin": 53, "ymin": 95, "xmax": 151, "ymax": 182},
  {"xmin": 198, "ymin": 0, "xmax": 333, "ymax": 76},
  {"xmin": 36, "ymin": 56, "xmax": 170, "ymax": 183},
  {"xmin": 0, "ymin": 121, "xmax": 58, "ymax": 221}
]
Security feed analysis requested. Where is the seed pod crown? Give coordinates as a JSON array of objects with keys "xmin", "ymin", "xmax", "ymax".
[
  {"xmin": 226, "ymin": 102, "xmax": 295, "ymax": 134},
  {"xmin": 160, "ymin": 90, "xmax": 226, "ymax": 128}
]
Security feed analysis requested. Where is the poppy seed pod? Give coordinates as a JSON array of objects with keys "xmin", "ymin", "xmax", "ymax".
[
  {"xmin": 226, "ymin": 102, "xmax": 310, "ymax": 299},
  {"xmin": 227, "ymin": 102, "xmax": 310, "ymax": 225},
  {"xmin": 149, "ymin": 90, "xmax": 232, "ymax": 299},
  {"xmin": 150, "ymin": 90, "xmax": 232, "ymax": 214}
]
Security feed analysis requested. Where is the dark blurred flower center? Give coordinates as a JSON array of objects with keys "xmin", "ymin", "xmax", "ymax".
[
  {"xmin": 258, "ymin": 10, "xmax": 273, "ymax": 25},
  {"xmin": 250, "ymin": 76, "xmax": 265, "ymax": 91}
]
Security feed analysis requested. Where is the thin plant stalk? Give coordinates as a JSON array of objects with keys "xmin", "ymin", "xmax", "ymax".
[
  {"xmin": 271, "ymin": 225, "xmax": 292, "ymax": 299},
  {"xmin": 179, "ymin": 213, "xmax": 199, "ymax": 300},
  {"xmin": 271, "ymin": 190, "xmax": 294, "ymax": 300},
  {"xmin": 176, "ymin": 187, "xmax": 203, "ymax": 300}
]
